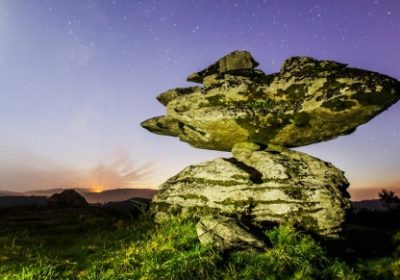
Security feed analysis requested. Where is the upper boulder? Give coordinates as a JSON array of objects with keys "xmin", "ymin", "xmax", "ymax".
[{"xmin": 141, "ymin": 51, "xmax": 400, "ymax": 151}]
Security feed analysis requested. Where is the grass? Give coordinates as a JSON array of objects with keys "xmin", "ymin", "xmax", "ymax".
[{"xmin": 0, "ymin": 206, "xmax": 399, "ymax": 279}]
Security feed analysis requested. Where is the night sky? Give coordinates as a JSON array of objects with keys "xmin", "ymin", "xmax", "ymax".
[{"xmin": 1, "ymin": 0, "xmax": 399, "ymax": 200}]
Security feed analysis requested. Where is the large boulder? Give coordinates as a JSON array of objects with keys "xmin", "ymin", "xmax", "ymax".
[
  {"xmin": 48, "ymin": 189, "xmax": 89, "ymax": 208},
  {"xmin": 151, "ymin": 143, "xmax": 351, "ymax": 237},
  {"xmin": 141, "ymin": 52, "xmax": 400, "ymax": 151}
]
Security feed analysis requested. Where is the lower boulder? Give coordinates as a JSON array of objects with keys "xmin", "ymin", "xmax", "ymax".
[{"xmin": 151, "ymin": 143, "xmax": 351, "ymax": 237}]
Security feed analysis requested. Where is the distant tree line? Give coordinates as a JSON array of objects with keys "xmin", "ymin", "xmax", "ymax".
[
  {"xmin": 379, "ymin": 189, "xmax": 400, "ymax": 211},
  {"xmin": 348, "ymin": 189, "xmax": 400, "ymax": 228}
]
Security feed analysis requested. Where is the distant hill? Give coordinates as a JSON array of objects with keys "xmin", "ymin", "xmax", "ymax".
[
  {"xmin": 23, "ymin": 188, "xmax": 87, "ymax": 197},
  {"xmin": 0, "ymin": 188, "xmax": 157, "ymax": 203},
  {"xmin": 0, "ymin": 190, "xmax": 20, "ymax": 196},
  {"xmin": 79, "ymin": 188, "xmax": 157, "ymax": 203},
  {"xmin": 0, "ymin": 196, "xmax": 48, "ymax": 209},
  {"xmin": 352, "ymin": 199, "xmax": 387, "ymax": 212}
]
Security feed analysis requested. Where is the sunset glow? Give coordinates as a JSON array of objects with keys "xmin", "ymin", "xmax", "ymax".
[{"xmin": 89, "ymin": 185, "xmax": 104, "ymax": 193}]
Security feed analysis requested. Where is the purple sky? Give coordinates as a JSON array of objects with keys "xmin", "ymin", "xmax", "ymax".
[{"xmin": 0, "ymin": 0, "xmax": 399, "ymax": 200}]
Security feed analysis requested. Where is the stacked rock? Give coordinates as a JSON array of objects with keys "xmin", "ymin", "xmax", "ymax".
[{"xmin": 142, "ymin": 50, "xmax": 400, "ymax": 250}]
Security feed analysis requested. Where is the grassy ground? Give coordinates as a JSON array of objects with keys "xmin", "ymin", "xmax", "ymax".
[{"xmin": 0, "ymin": 206, "xmax": 399, "ymax": 279}]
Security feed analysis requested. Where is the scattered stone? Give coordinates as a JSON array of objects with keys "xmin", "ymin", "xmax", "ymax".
[
  {"xmin": 48, "ymin": 189, "xmax": 89, "ymax": 208},
  {"xmin": 196, "ymin": 215, "xmax": 270, "ymax": 251},
  {"xmin": 186, "ymin": 50, "xmax": 259, "ymax": 83}
]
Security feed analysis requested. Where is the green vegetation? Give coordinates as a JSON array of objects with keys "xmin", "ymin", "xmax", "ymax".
[
  {"xmin": 0, "ymin": 207, "xmax": 399, "ymax": 279},
  {"xmin": 379, "ymin": 189, "xmax": 400, "ymax": 211}
]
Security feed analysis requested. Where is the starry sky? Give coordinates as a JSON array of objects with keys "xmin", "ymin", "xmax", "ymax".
[{"xmin": 0, "ymin": 0, "xmax": 399, "ymax": 200}]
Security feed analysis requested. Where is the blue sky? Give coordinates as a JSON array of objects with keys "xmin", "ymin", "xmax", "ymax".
[{"xmin": 1, "ymin": 0, "xmax": 399, "ymax": 199}]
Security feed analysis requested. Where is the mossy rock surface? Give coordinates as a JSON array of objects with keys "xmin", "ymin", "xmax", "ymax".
[
  {"xmin": 141, "ymin": 51, "xmax": 400, "ymax": 151},
  {"xmin": 151, "ymin": 144, "xmax": 351, "ymax": 238}
]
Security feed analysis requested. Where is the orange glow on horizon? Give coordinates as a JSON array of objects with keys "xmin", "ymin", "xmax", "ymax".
[{"xmin": 89, "ymin": 184, "xmax": 104, "ymax": 193}]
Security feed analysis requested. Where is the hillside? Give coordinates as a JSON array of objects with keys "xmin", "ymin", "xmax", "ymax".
[{"xmin": 0, "ymin": 188, "xmax": 157, "ymax": 203}]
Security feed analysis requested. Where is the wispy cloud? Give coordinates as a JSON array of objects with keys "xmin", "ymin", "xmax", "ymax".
[
  {"xmin": 78, "ymin": 151, "xmax": 154, "ymax": 191},
  {"xmin": 0, "ymin": 148, "xmax": 153, "ymax": 192}
]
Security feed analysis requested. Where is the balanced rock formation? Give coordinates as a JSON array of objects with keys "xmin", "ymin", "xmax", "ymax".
[
  {"xmin": 142, "ymin": 51, "xmax": 400, "ymax": 151},
  {"xmin": 142, "ymin": 50, "xmax": 400, "ymax": 250},
  {"xmin": 151, "ymin": 143, "xmax": 350, "ymax": 237}
]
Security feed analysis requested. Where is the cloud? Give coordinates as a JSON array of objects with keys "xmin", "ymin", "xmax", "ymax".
[
  {"xmin": 78, "ymin": 151, "xmax": 154, "ymax": 191},
  {"xmin": 0, "ymin": 148, "xmax": 153, "ymax": 192}
]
